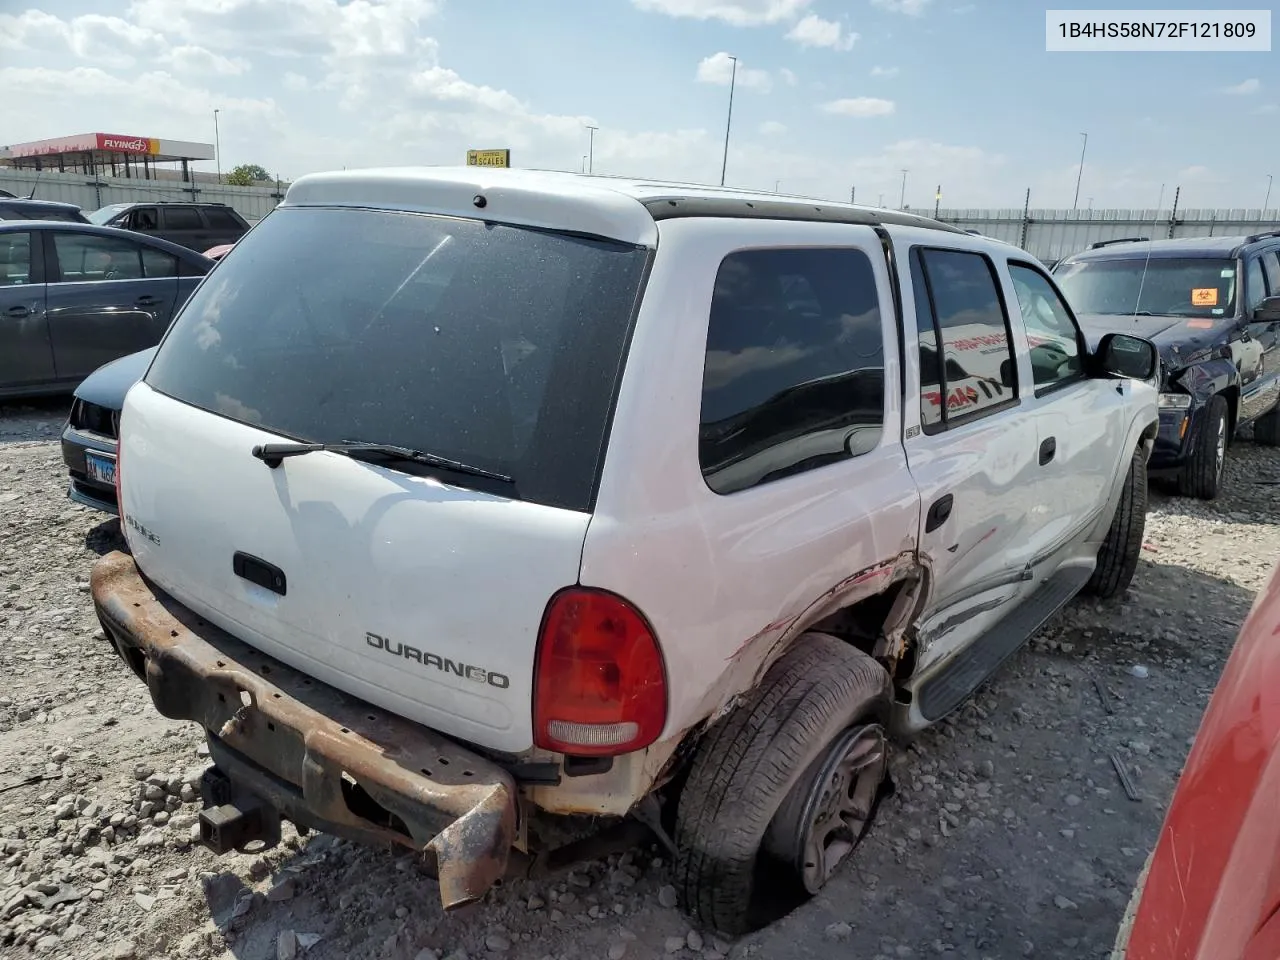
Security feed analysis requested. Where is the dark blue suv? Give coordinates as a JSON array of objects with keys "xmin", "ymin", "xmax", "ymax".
[{"xmin": 1054, "ymin": 231, "xmax": 1280, "ymax": 500}]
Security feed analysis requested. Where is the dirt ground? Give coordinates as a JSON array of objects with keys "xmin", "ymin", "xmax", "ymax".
[{"xmin": 2, "ymin": 397, "xmax": 1277, "ymax": 960}]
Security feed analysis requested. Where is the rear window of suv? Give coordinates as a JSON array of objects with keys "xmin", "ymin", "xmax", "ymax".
[{"xmin": 143, "ymin": 206, "xmax": 649, "ymax": 512}]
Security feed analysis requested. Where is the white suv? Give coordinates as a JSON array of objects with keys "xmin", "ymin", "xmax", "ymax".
[{"xmin": 90, "ymin": 168, "xmax": 1160, "ymax": 936}]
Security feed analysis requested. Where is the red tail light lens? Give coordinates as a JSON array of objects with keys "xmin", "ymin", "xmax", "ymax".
[{"xmin": 533, "ymin": 588, "xmax": 667, "ymax": 757}]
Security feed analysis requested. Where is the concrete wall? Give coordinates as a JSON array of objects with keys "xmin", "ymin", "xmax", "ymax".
[
  {"xmin": 0, "ymin": 168, "xmax": 287, "ymax": 223},
  {"xmin": 931, "ymin": 207, "xmax": 1280, "ymax": 261}
]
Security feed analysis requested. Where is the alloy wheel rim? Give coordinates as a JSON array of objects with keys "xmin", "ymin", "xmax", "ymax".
[{"xmin": 1215, "ymin": 416, "xmax": 1226, "ymax": 479}]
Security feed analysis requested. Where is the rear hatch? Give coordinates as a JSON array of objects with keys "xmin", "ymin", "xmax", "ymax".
[{"xmin": 118, "ymin": 203, "xmax": 649, "ymax": 754}]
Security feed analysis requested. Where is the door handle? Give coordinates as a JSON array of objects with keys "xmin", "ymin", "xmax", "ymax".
[
  {"xmin": 5, "ymin": 305, "xmax": 30, "ymax": 318},
  {"xmin": 135, "ymin": 295, "xmax": 160, "ymax": 306},
  {"xmin": 1039, "ymin": 437, "xmax": 1057, "ymax": 466},
  {"xmin": 925, "ymin": 493, "xmax": 954, "ymax": 534}
]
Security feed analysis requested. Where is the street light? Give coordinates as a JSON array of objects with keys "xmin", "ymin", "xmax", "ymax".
[
  {"xmin": 1264, "ymin": 174, "xmax": 1274, "ymax": 219},
  {"xmin": 1073, "ymin": 132, "xmax": 1088, "ymax": 210},
  {"xmin": 213, "ymin": 108, "xmax": 222, "ymax": 184},
  {"xmin": 899, "ymin": 169, "xmax": 908, "ymax": 209},
  {"xmin": 585, "ymin": 124, "xmax": 598, "ymax": 175},
  {"xmin": 720, "ymin": 55, "xmax": 738, "ymax": 187},
  {"xmin": 775, "ymin": 179, "xmax": 781, "ymax": 192}
]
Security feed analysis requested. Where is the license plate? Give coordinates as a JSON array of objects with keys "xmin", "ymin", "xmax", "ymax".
[{"xmin": 85, "ymin": 451, "xmax": 116, "ymax": 486}]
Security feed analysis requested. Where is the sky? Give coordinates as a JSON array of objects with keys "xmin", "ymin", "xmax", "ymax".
[{"xmin": 1, "ymin": 0, "xmax": 1277, "ymax": 210}]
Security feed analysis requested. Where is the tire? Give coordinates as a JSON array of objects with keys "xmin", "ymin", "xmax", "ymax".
[
  {"xmin": 673, "ymin": 632, "xmax": 891, "ymax": 936},
  {"xmin": 1084, "ymin": 447, "xmax": 1147, "ymax": 599},
  {"xmin": 1177, "ymin": 394, "xmax": 1228, "ymax": 500},
  {"xmin": 1254, "ymin": 405, "xmax": 1280, "ymax": 446}
]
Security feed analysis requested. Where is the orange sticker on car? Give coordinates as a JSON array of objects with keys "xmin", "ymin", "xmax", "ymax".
[
  {"xmin": 1191, "ymin": 288, "xmax": 1219, "ymax": 306},
  {"xmin": 1186, "ymin": 319, "xmax": 1214, "ymax": 328}
]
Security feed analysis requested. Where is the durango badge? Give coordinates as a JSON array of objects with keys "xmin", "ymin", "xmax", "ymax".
[{"xmin": 365, "ymin": 632, "xmax": 511, "ymax": 689}]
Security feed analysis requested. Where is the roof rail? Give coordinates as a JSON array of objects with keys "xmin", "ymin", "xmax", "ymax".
[
  {"xmin": 1244, "ymin": 229, "xmax": 1280, "ymax": 244},
  {"xmin": 1089, "ymin": 237, "xmax": 1149, "ymax": 249}
]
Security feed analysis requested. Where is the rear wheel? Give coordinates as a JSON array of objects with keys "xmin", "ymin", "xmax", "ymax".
[
  {"xmin": 673, "ymin": 632, "xmax": 891, "ymax": 936},
  {"xmin": 1177, "ymin": 394, "xmax": 1228, "ymax": 500},
  {"xmin": 1084, "ymin": 447, "xmax": 1147, "ymax": 599},
  {"xmin": 1254, "ymin": 405, "xmax": 1280, "ymax": 446}
]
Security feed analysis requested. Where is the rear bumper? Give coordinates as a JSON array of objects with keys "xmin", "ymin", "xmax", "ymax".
[{"xmin": 89, "ymin": 550, "xmax": 517, "ymax": 910}]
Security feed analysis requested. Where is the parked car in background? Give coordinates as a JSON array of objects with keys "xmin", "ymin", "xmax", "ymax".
[
  {"xmin": 0, "ymin": 221, "xmax": 213, "ymax": 400},
  {"xmin": 87, "ymin": 201, "xmax": 250, "ymax": 252},
  {"xmin": 1110, "ymin": 555, "xmax": 1280, "ymax": 959},
  {"xmin": 61, "ymin": 347, "xmax": 155, "ymax": 513},
  {"xmin": 91, "ymin": 168, "xmax": 1159, "ymax": 938},
  {"xmin": 0, "ymin": 198, "xmax": 89, "ymax": 223},
  {"xmin": 1054, "ymin": 232, "xmax": 1280, "ymax": 499}
]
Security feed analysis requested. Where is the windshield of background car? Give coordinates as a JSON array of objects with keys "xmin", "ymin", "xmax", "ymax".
[
  {"xmin": 1054, "ymin": 256, "xmax": 1237, "ymax": 318},
  {"xmin": 142, "ymin": 205, "xmax": 649, "ymax": 513},
  {"xmin": 86, "ymin": 204, "xmax": 130, "ymax": 225}
]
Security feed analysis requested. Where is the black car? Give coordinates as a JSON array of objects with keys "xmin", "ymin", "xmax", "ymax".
[
  {"xmin": 87, "ymin": 201, "xmax": 250, "ymax": 252},
  {"xmin": 0, "ymin": 198, "xmax": 90, "ymax": 223},
  {"xmin": 0, "ymin": 220, "xmax": 213, "ymax": 400},
  {"xmin": 61, "ymin": 347, "xmax": 156, "ymax": 513},
  {"xmin": 1054, "ymin": 231, "xmax": 1280, "ymax": 499}
]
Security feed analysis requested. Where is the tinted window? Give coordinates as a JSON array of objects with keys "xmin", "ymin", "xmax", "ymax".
[
  {"xmin": 699, "ymin": 248, "xmax": 884, "ymax": 495},
  {"xmin": 1246, "ymin": 256, "xmax": 1268, "ymax": 313},
  {"xmin": 141, "ymin": 246, "xmax": 178, "ymax": 278},
  {"xmin": 913, "ymin": 248, "xmax": 1016, "ymax": 427},
  {"xmin": 0, "ymin": 233, "xmax": 32, "ymax": 287},
  {"xmin": 1262, "ymin": 251, "xmax": 1280, "ymax": 299},
  {"xmin": 1009, "ymin": 263, "xmax": 1085, "ymax": 389},
  {"xmin": 53, "ymin": 233, "xmax": 144, "ymax": 282},
  {"xmin": 1055, "ymin": 257, "xmax": 1237, "ymax": 317},
  {"xmin": 129, "ymin": 208, "xmax": 158, "ymax": 230},
  {"xmin": 144, "ymin": 207, "xmax": 648, "ymax": 513},
  {"xmin": 203, "ymin": 207, "xmax": 243, "ymax": 229},
  {"xmin": 162, "ymin": 207, "xmax": 202, "ymax": 230}
]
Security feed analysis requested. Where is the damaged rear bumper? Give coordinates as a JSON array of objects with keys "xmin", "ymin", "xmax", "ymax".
[{"xmin": 89, "ymin": 550, "xmax": 517, "ymax": 911}]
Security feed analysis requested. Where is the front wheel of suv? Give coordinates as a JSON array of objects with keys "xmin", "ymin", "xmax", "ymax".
[
  {"xmin": 1177, "ymin": 394, "xmax": 1228, "ymax": 500},
  {"xmin": 673, "ymin": 632, "xmax": 891, "ymax": 936},
  {"xmin": 1084, "ymin": 446, "xmax": 1147, "ymax": 600}
]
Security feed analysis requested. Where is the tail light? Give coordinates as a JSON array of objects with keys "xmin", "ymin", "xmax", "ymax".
[
  {"xmin": 114, "ymin": 426, "xmax": 124, "ymax": 522},
  {"xmin": 533, "ymin": 588, "xmax": 667, "ymax": 757}
]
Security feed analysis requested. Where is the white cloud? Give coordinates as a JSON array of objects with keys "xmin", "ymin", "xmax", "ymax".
[
  {"xmin": 630, "ymin": 0, "xmax": 811, "ymax": 26},
  {"xmin": 696, "ymin": 52, "xmax": 772, "ymax": 91},
  {"xmin": 759, "ymin": 120, "xmax": 788, "ymax": 135},
  {"xmin": 283, "ymin": 71, "xmax": 310, "ymax": 91},
  {"xmin": 1222, "ymin": 78, "xmax": 1260, "ymax": 95},
  {"xmin": 870, "ymin": 65, "xmax": 899, "ymax": 77},
  {"xmin": 870, "ymin": 0, "xmax": 932, "ymax": 15},
  {"xmin": 785, "ymin": 14, "xmax": 857, "ymax": 50},
  {"xmin": 162, "ymin": 45, "xmax": 250, "ymax": 76},
  {"xmin": 780, "ymin": 67, "xmax": 798, "ymax": 86},
  {"xmin": 821, "ymin": 97, "xmax": 895, "ymax": 117}
]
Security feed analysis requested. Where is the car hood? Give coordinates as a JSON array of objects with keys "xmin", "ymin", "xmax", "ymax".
[
  {"xmin": 73, "ymin": 347, "xmax": 157, "ymax": 409},
  {"xmin": 1074, "ymin": 311, "xmax": 1226, "ymax": 363}
]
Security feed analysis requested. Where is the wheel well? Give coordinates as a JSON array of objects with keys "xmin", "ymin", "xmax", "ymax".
[
  {"xmin": 808, "ymin": 580, "xmax": 913, "ymax": 674},
  {"xmin": 1220, "ymin": 386, "xmax": 1239, "ymax": 437}
]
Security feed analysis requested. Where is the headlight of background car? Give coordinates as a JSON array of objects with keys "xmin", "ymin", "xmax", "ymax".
[{"xmin": 1159, "ymin": 393, "xmax": 1192, "ymax": 410}]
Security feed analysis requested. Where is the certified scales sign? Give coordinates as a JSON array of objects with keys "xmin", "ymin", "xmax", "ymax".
[{"xmin": 466, "ymin": 149, "xmax": 511, "ymax": 168}]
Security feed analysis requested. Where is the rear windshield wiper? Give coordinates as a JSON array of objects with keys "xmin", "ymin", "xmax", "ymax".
[{"xmin": 250, "ymin": 441, "xmax": 513, "ymax": 484}]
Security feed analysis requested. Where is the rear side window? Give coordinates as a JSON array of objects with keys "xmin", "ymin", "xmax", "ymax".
[
  {"xmin": 699, "ymin": 248, "xmax": 885, "ymax": 495},
  {"xmin": 203, "ymin": 207, "xmax": 243, "ymax": 229},
  {"xmin": 52, "ymin": 233, "xmax": 144, "ymax": 282},
  {"xmin": 0, "ymin": 233, "xmax": 32, "ymax": 286},
  {"xmin": 162, "ymin": 207, "xmax": 202, "ymax": 230},
  {"xmin": 141, "ymin": 246, "xmax": 178, "ymax": 278},
  {"xmin": 912, "ymin": 247, "xmax": 1017, "ymax": 430},
  {"xmin": 144, "ymin": 207, "xmax": 649, "ymax": 513},
  {"xmin": 128, "ymin": 208, "xmax": 158, "ymax": 230}
]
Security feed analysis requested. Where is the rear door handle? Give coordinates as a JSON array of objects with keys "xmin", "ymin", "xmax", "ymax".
[
  {"xmin": 1039, "ymin": 437, "xmax": 1057, "ymax": 466},
  {"xmin": 135, "ymin": 295, "xmax": 160, "ymax": 306},
  {"xmin": 5, "ymin": 305, "xmax": 30, "ymax": 318},
  {"xmin": 925, "ymin": 493, "xmax": 954, "ymax": 534}
]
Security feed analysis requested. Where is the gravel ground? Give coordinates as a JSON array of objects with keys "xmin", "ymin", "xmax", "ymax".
[{"xmin": 2, "ymin": 396, "xmax": 1277, "ymax": 960}]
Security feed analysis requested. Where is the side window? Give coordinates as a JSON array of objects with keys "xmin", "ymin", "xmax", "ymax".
[
  {"xmin": 1008, "ymin": 262, "xmax": 1086, "ymax": 390},
  {"xmin": 162, "ymin": 207, "xmax": 203, "ymax": 230},
  {"xmin": 140, "ymin": 245, "xmax": 178, "ymax": 278},
  {"xmin": 911, "ymin": 247, "xmax": 1017, "ymax": 429},
  {"xmin": 52, "ymin": 233, "xmax": 144, "ymax": 282},
  {"xmin": 0, "ymin": 233, "xmax": 33, "ymax": 287},
  {"xmin": 700, "ymin": 247, "xmax": 885, "ymax": 495},
  {"xmin": 204, "ymin": 207, "xmax": 243, "ymax": 229},
  {"xmin": 1246, "ymin": 256, "xmax": 1268, "ymax": 314},
  {"xmin": 1261, "ymin": 251, "xmax": 1280, "ymax": 302},
  {"xmin": 129, "ymin": 208, "xmax": 158, "ymax": 231}
]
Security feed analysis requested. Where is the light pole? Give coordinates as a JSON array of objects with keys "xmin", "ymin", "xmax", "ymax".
[
  {"xmin": 899, "ymin": 169, "xmax": 908, "ymax": 209},
  {"xmin": 1073, "ymin": 132, "xmax": 1087, "ymax": 210},
  {"xmin": 775, "ymin": 179, "xmax": 781, "ymax": 192},
  {"xmin": 720, "ymin": 55, "xmax": 738, "ymax": 187},
  {"xmin": 581, "ymin": 155, "xmax": 588, "ymax": 173},
  {"xmin": 1264, "ymin": 174, "xmax": 1274, "ymax": 219},
  {"xmin": 585, "ymin": 124, "xmax": 598, "ymax": 174},
  {"xmin": 213, "ymin": 108, "xmax": 222, "ymax": 184}
]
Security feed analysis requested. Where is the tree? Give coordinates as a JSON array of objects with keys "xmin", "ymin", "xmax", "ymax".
[{"xmin": 224, "ymin": 163, "xmax": 272, "ymax": 186}]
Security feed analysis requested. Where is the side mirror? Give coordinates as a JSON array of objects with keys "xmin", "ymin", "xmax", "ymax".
[
  {"xmin": 1253, "ymin": 295, "xmax": 1280, "ymax": 323},
  {"xmin": 1096, "ymin": 332, "xmax": 1158, "ymax": 381}
]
